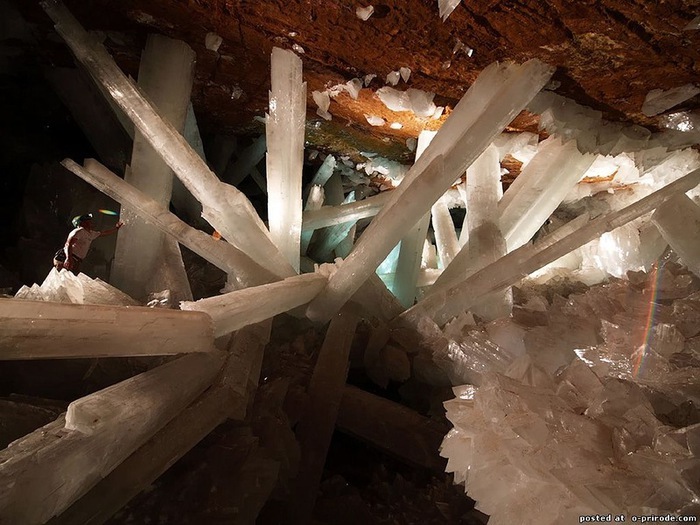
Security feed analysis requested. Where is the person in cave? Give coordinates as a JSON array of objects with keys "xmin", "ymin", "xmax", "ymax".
[{"xmin": 53, "ymin": 213, "xmax": 123, "ymax": 274}]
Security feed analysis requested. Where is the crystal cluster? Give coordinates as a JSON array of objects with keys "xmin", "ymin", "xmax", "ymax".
[
  {"xmin": 439, "ymin": 264, "xmax": 700, "ymax": 522},
  {"xmin": 15, "ymin": 267, "xmax": 137, "ymax": 306}
]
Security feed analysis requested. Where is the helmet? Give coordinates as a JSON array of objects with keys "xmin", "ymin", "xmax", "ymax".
[{"xmin": 72, "ymin": 213, "xmax": 93, "ymax": 228}]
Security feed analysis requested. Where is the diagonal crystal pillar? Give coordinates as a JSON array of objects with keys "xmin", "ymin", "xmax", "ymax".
[
  {"xmin": 302, "ymin": 190, "xmax": 391, "ymax": 230},
  {"xmin": 403, "ymin": 168, "xmax": 700, "ymax": 326},
  {"xmin": 226, "ymin": 135, "xmax": 266, "ymax": 186},
  {"xmin": 430, "ymin": 144, "xmax": 512, "ymax": 320},
  {"xmin": 651, "ymin": 193, "xmax": 700, "ymax": 276},
  {"xmin": 181, "ymin": 273, "xmax": 327, "ymax": 337},
  {"xmin": 111, "ymin": 34, "xmax": 195, "ymax": 301},
  {"xmin": 498, "ymin": 136, "xmax": 596, "ymax": 250},
  {"xmin": 66, "ymin": 159, "xmax": 277, "ymax": 288},
  {"xmin": 306, "ymin": 59, "xmax": 554, "ymax": 322},
  {"xmin": 266, "ymin": 47, "xmax": 306, "ymax": 272},
  {"xmin": 41, "ymin": 1, "xmax": 294, "ymax": 278},
  {"xmin": 0, "ymin": 352, "xmax": 224, "ymax": 525},
  {"xmin": 291, "ymin": 307, "xmax": 359, "ymax": 523}
]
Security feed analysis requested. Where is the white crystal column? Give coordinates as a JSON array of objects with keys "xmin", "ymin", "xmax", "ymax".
[
  {"xmin": 431, "ymin": 197, "xmax": 459, "ymax": 268},
  {"xmin": 306, "ymin": 59, "xmax": 554, "ymax": 323},
  {"xmin": 0, "ymin": 298, "xmax": 214, "ymax": 359},
  {"xmin": 393, "ymin": 213, "xmax": 431, "ymax": 307},
  {"xmin": 111, "ymin": 34, "xmax": 195, "ymax": 301},
  {"xmin": 430, "ymin": 144, "xmax": 511, "ymax": 320},
  {"xmin": 55, "ymin": 322, "xmax": 271, "ymax": 525},
  {"xmin": 181, "ymin": 273, "xmax": 327, "ymax": 337},
  {"xmin": 392, "ymin": 131, "xmax": 438, "ymax": 307},
  {"xmin": 309, "ymin": 191, "xmax": 357, "ymax": 262},
  {"xmin": 498, "ymin": 136, "xmax": 596, "ymax": 250},
  {"xmin": 301, "ymin": 185, "xmax": 324, "ymax": 255},
  {"xmin": 42, "ymin": 2, "xmax": 294, "ymax": 278},
  {"xmin": 266, "ymin": 47, "xmax": 306, "ymax": 272},
  {"xmin": 68, "ymin": 159, "xmax": 277, "ymax": 287},
  {"xmin": 404, "ymin": 168, "xmax": 700, "ymax": 325},
  {"xmin": 652, "ymin": 193, "xmax": 700, "ymax": 276},
  {"xmin": 302, "ymin": 190, "xmax": 391, "ymax": 230}
]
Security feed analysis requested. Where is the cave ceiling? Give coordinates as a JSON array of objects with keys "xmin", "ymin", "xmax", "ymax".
[{"xmin": 20, "ymin": 0, "xmax": 700, "ymax": 161}]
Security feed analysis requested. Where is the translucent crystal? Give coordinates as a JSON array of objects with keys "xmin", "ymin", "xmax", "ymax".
[
  {"xmin": 499, "ymin": 136, "xmax": 596, "ymax": 250},
  {"xmin": 111, "ymin": 34, "xmax": 195, "ymax": 301},
  {"xmin": 181, "ymin": 273, "xmax": 327, "ymax": 337},
  {"xmin": 266, "ymin": 47, "xmax": 306, "ymax": 272},
  {"xmin": 438, "ymin": 0, "xmax": 462, "ymax": 21},
  {"xmin": 652, "ymin": 193, "xmax": 700, "ymax": 277},
  {"xmin": 42, "ymin": 2, "xmax": 294, "ymax": 278},
  {"xmin": 307, "ymin": 59, "xmax": 554, "ymax": 323},
  {"xmin": 67, "ymin": 159, "xmax": 277, "ymax": 287},
  {"xmin": 642, "ymin": 84, "xmax": 700, "ymax": 117},
  {"xmin": 355, "ymin": 5, "xmax": 374, "ymax": 20},
  {"xmin": 405, "ymin": 167, "xmax": 700, "ymax": 325}
]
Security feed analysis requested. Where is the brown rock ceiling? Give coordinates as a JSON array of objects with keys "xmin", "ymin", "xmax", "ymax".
[{"xmin": 23, "ymin": 0, "xmax": 700, "ymax": 157}]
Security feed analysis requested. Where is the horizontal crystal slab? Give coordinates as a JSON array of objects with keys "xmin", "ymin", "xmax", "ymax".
[{"xmin": 0, "ymin": 298, "xmax": 215, "ymax": 359}]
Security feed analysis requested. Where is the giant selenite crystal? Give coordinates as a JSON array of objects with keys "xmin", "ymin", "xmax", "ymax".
[
  {"xmin": 65, "ymin": 159, "xmax": 277, "ymax": 288},
  {"xmin": 498, "ymin": 136, "xmax": 596, "ymax": 251},
  {"xmin": 652, "ymin": 193, "xmax": 700, "ymax": 277},
  {"xmin": 430, "ymin": 144, "xmax": 511, "ymax": 320},
  {"xmin": 404, "ymin": 168, "xmax": 700, "ymax": 326},
  {"xmin": 306, "ymin": 59, "xmax": 555, "ymax": 323},
  {"xmin": 0, "ymin": 352, "xmax": 224, "ymax": 524},
  {"xmin": 266, "ymin": 47, "xmax": 306, "ymax": 272},
  {"xmin": 41, "ymin": 1, "xmax": 294, "ymax": 278},
  {"xmin": 0, "ymin": 298, "xmax": 215, "ymax": 359},
  {"xmin": 111, "ymin": 34, "xmax": 195, "ymax": 301}
]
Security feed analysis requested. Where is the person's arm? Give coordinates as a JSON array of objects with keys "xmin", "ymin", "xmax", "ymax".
[
  {"xmin": 99, "ymin": 221, "xmax": 123, "ymax": 237},
  {"xmin": 64, "ymin": 235, "xmax": 78, "ymax": 270}
]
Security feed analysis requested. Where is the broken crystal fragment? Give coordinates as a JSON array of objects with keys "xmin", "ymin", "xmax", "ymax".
[
  {"xmin": 204, "ymin": 31, "xmax": 222, "ymax": 52},
  {"xmin": 438, "ymin": 0, "xmax": 462, "ymax": 21},
  {"xmin": 399, "ymin": 66, "xmax": 411, "ymax": 83},
  {"xmin": 312, "ymin": 90, "xmax": 332, "ymax": 120},
  {"xmin": 386, "ymin": 70, "xmax": 400, "ymax": 86},
  {"xmin": 355, "ymin": 5, "xmax": 374, "ymax": 21},
  {"xmin": 365, "ymin": 114, "xmax": 385, "ymax": 126},
  {"xmin": 345, "ymin": 78, "xmax": 363, "ymax": 99}
]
